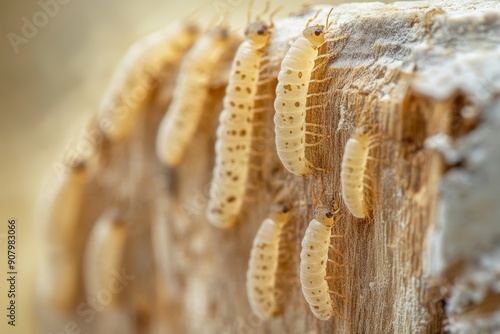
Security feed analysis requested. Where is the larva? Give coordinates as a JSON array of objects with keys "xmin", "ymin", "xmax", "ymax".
[
  {"xmin": 340, "ymin": 129, "xmax": 371, "ymax": 218},
  {"xmin": 156, "ymin": 27, "xmax": 233, "ymax": 167},
  {"xmin": 99, "ymin": 21, "xmax": 200, "ymax": 140},
  {"xmin": 206, "ymin": 22, "xmax": 271, "ymax": 228},
  {"xmin": 300, "ymin": 208, "xmax": 341, "ymax": 320},
  {"xmin": 83, "ymin": 210, "xmax": 127, "ymax": 305},
  {"xmin": 37, "ymin": 163, "xmax": 87, "ymax": 312},
  {"xmin": 246, "ymin": 205, "xmax": 291, "ymax": 318},
  {"xmin": 274, "ymin": 11, "xmax": 333, "ymax": 176}
]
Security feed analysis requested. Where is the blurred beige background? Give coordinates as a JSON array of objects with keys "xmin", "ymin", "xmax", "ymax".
[{"xmin": 0, "ymin": 0, "xmax": 388, "ymax": 332}]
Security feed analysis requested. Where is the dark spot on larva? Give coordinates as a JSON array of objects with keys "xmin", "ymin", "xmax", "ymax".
[
  {"xmin": 232, "ymin": 176, "xmax": 239, "ymax": 181},
  {"xmin": 287, "ymin": 69, "xmax": 292, "ymax": 74},
  {"xmin": 302, "ymin": 83, "xmax": 305, "ymax": 86},
  {"xmin": 227, "ymin": 196, "xmax": 236, "ymax": 203},
  {"xmin": 240, "ymin": 130, "xmax": 246, "ymax": 136},
  {"xmin": 242, "ymin": 74, "xmax": 246, "ymax": 79},
  {"xmin": 299, "ymin": 157, "xmax": 302, "ymax": 161},
  {"xmin": 310, "ymin": 245, "xmax": 314, "ymax": 250},
  {"xmin": 295, "ymin": 102, "xmax": 300, "ymax": 107},
  {"xmin": 317, "ymin": 298, "xmax": 321, "ymax": 302},
  {"xmin": 236, "ymin": 86, "xmax": 241, "ymax": 92},
  {"xmin": 282, "ymin": 102, "xmax": 286, "ymax": 107},
  {"xmin": 296, "ymin": 85, "xmax": 301, "ymax": 89},
  {"xmin": 246, "ymin": 87, "xmax": 251, "ymax": 94},
  {"xmin": 312, "ymin": 291, "xmax": 316, "ymax": 295},
  {"xmin": 238, "ymin": 104, "xmax": 244, "ymax": 109},
  {"xmin": 230, "ymin": 101, "xmax": 235, "ymax": 107},
  {"xmin": 262, "ymin": 265, "xmax": 268, "ymax": 270},
  {"xmin": 321, "ymin": 260, "xmax": 324, "ymax": 264},
  {"xmin": 314, "ymin": 306, "xmax": 319, "ymax": 309},
  {"xmin": 283, "ymin": 84, "xmax": 292, "ymax": 91},
  {"xmin": 231, "ymin": 130, "xmax": 237, "ymax": 135},
  {"xmin": 298, "ymin": 71, "xmax": 303, "ymax": 78},
  {"xmin": 236, "ymin": 60, "xmax": 241, "ymax": 66}
]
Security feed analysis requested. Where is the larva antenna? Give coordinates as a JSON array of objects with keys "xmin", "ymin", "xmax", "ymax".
[
  {"xmin": 185, "ymin": 0, "xmax": 212, "ymax": 23},
  {"xmin": 256, "ymin": 0, "xmax": 270, "ymax": 22},
  {"xmin": 247, "ymin": 0, "xmax": 254, "ymax": 24},
  {"xmin": 268, "ymin": 5, "xmax": 283, "ymax": 29},
  {"xmin": 306, "ymin": 8, "xmax": 322, "ymax": 28},
  {"xmin": 325, "ymin": 7, "xmax": 334, "ymax": 30},
  {"xmin": 312, "ymin": 183, "xmax": 325, "ymax": 209}
]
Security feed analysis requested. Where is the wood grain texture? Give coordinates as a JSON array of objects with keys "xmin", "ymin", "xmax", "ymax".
[{"xmin": 37, "ymin": 1, "xmax": 500, "ymax": 333}]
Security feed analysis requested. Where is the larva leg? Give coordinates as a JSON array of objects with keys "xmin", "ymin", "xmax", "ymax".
[
  {"xmin": 255, "ymin": 94, "xmax": 274, "ymax": 100},
  {"xmin": 306, "ymin": 105, "xmax": 326, "ymax": 111},
  {"xmin": 307, "ymin": 91, "xmax": 329, "ymax": 98},
  {"xmin": 305, "ymin": 131, "xmax": 328, "ymax": 138},
  {"xmin": 256, "ymin": 76, "xmax": 276, "ymax": 85},
  {"xmin": 309, "ymin": 77, "xmax": 332, "ymax": 84},
  {"xmin": 253, "ymin": 107, "xmax": 272, "ymax": 113},
  {"xmin": 305, "ymin": 123, "xmax": 326, "ymax": 129},
  {"xmin": 328, "ymin": 290, "xmax": 349, "ymax": 301},
  {"xmin": 327, "ymin": 258, "xmax": 351, "ymax": 267}
]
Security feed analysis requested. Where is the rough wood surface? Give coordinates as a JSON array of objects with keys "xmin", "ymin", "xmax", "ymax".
[{"xmin": 37, "ymin": 1, "xmax": 500, "ymax": 333}]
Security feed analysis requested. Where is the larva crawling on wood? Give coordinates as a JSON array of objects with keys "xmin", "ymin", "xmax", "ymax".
[
  {"xmin": 83, "ymin": 210, "xmax": 127, "ymax": 305},
  {"xmin": 274, "ymin": 9, "xmax": 335, "ymax": 176},
  {"xmin": 156, "ymin": 27, "xmax": 234, "ymax": 167},
  {"xmin": 300, "ymin": 207, "xmax": 346, "ymax": 321},
  {"xmin": 99, "ymin": 21, "xmax": 200, "ymax": 140},
  {"xmin": 341, "ymin": 127, "xmax": 375, "ymax": 218},
  {"xmin": 246, "ymin": 204, "xmax": 291, "ymax": 318},
  {"xmin": 206, "ymin": 20, "xmax": 272, "ymax": 228}
]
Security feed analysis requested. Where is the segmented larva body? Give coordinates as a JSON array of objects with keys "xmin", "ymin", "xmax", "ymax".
[
  {"xmin": 156, "ymin": 28, "xmax": 232, "ymax": 167},
  {"xmin": 274, "ymin": 25, "xmax": 326, "ymax": 176},
  {"xmin": 37, "ymin": 164, "xmax": 87, "ymax": 311},
  {"xmin": 341, "ymin": 131, "xmax": 371, "ymax": 218},
  {"xmin": 99, "ymin": 21, "xmax": 200, "ymax": 140},
  {"xmin": 207, "ymin": 23, "xmax": 271, "ymax": 228},
  {"xmin": 84, "ymin": 211, "xmax": 127, "ymax": 305},
  {"xmin": 300, "ymin": 208, "xmax": 335, "ymax": 320},
  {"xmin": 246, "ymin": 206, "xmax": 290, "ymax": 318}
]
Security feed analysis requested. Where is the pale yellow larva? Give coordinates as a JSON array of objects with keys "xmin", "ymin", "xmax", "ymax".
[
  {"xmin": 99, "ymin": 21, "xmax": 200, "ymax": 141},
  {"xmin": 156, "ymin": 28, "xmax": 232, "ymax": 167},
  {"xmin": 273, "ymin": 22, "xmax": 330, "ymax": 176},
  {"xmin": 246, "ymin": 205, "xmax": 291, "ymax": 318},
  {"xmin": 341, "ymin": 130, "xmax": 371, "ymax": 218},
  {"xmin": 300, "ymin": 208, "xmax": 340, "ymax": 320},
  {"xmin": 37, "ymin": 163, "xmax": 87, "ymax": 312},
  {"xmin": 206, "ymin": 22, "xmax": 271, "ymax": 228},
  {"xmin": 83, "ymin": 210, "xmax": 127, "ymax": 306}
]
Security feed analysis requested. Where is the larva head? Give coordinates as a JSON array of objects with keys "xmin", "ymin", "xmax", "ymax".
[
  {"xmin": 185, "ymin": 22, "xmax": 200, "ymax": 36},
  {"xmin": 353, "ymin": 127, "xmax": 372, "ymax": 148},
  {"xmin": 270, "ymin": 204, "xmax": 292, "ymax": 226},
  {"xmin": 210, "ymin": 27, "xmax": 230, "ymax": 41},
  {"xmin": 314, "ymin": 207, "xmax": 335, "ymax": 227},
  {"xmin": 244, "ymin": 22, "xmax": 271, "ymax": 48},
  {"xmin": 303, "ymin": 25, "xmax": 325, "ymax": 48}
]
